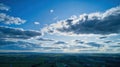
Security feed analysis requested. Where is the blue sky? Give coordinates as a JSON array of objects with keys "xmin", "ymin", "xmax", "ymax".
[{"xmin": 0, "ymin": 0, "xmax": 120, "ymax": 53}]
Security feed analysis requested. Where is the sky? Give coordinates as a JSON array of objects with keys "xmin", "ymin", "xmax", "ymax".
[{"xmin": 0, "ymin": 0, "xmax": 120, "ymax": 53}]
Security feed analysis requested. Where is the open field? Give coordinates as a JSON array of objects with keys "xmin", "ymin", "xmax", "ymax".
[{"xmin": 0, "ymin": 53, "xmax": 120, "ymax": 67}]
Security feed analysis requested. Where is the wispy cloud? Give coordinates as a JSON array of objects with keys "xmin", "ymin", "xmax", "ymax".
[{"xmin": 0, "ymin": 3, "xmax": 10, "ymax": 11}]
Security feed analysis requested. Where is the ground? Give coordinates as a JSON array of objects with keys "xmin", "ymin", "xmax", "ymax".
[{"xmin": 0, "ymin": 53, "xmax": 120, "ymax": 67}]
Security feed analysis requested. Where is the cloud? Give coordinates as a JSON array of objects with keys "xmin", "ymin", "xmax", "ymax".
[
  {"xmin": 74, "ymin": 40, "xmax": 84, "ymax": 44},
  {"xmin": 86, "ymin": 42, "xmax": 102, "ymax": 48},
  {"xmin": 99, "ymin": 36, "xmax": 107, "ymax": 39},
  {"xmin": 0, "ymin": 13, "xmax": 26, "ymax": 25},
  {"xmin": 0, "ymin": 41, "xmax": 41, "ymax": 50},
  {"xmin": 110, "ymin": 45, "xmax": 120, "ymax": 47},
  {"xmin": 0, "ymin": 3, "xmax": 10, "ymax": 11},
  {"xmin": 42, "ymin": 6, "xmax": 120, "ymax": 35},
  {"xmin": 37, "ymin": 38, "xmax": 54, "ymax": 41},
  {"xmin": 0, "ymin": 3, "xmax": 26, "ymax": 25},
  {"xmin": 40, "ymin": 47, "xmax": 61, "ymax": 50},
  {"xmin": 0, "ymin": 38, "xmax": 15, "ymax": 45},
  {"xmin": 117, "ymin": 43, "xmax": 120, "ymax": 44},
  {"xmin": 34, "ymin": 22, "xmax": 40, "ymax": 25},
  {"xmin": 0, "ymin": 26, "xmax": 42, "ymax": 39},
  {"xmin": 70, "ymin": 45, "xmax": 89, "ymax": 49},
  {"xmin": 104, "ymin": 41, "xmax": 112, "ymax": 43},
  {"xmin": 54, "ymin": 41, "xmax": 67, "ymax": 44},
  {"xmin": 50, "ymin": 9, "xmax": 54, "ymax": 13}
]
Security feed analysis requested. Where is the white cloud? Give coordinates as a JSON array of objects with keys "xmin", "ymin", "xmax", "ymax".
[
  {"xmin": 42, "ymin": 6, "xmax": 120, "ymax": 36},
  {"xmin": 0, "ymin": 13, "xmax": 26, "ymax": 25},
  {"xmin": 34, "ymin": 21, "xmax": 40, "ymax": 25},
  {"xmin": 0, "ymin": 3, "xmax": 26, "ymax": 25},
  {"xmin": 50, "ymin": 9, "xmax": 54, "ymax": 13}
]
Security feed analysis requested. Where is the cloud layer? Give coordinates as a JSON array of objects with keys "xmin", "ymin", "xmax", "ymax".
[
  {"xmin": 42, "ymin": 6, "xmax": 120, "ymax": 35},
  {"xmin": 0, "ymin": 26, "xmax": 41, "ymax": 39}
]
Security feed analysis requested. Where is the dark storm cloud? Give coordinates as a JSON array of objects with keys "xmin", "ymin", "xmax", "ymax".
[
  {"xmin": 0, "ymin": 26, "xmax": 41, "ymax": 39},
  {"xmin": 54, "ymin": 41, "xmax": 67, "ymax": 44},
  {"xmin": 42, "ymin": 6, "xmax": 120, "ymax": 35},
  {"xmin": 86, "ymin": 42, "xmax": 102, "ymax": 48}
]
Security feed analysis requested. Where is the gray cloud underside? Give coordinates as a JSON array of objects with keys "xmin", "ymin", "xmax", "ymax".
[
  {"xmin": 99, "ymin": 36, "xmax": 107, "ymax": 39},
  {"xmin": 104, "ymin": 41, "xmax": 112, "ymax": 43},
  {"xmin": 0, "ymin": 38, "xmax": 15, "ymax": 45},
  {"xmin": 0, "ymin": 41, "xmax": 41, "ymax": 50},
  {"xmin": 42, "ymin": 6, "xmax": 120, "ymax": 35},
  {"xmin": 54, "ymin": 41, "xmax": 67, "ymax": 44},
  {"xmin": 86, "ymin": 42, "xmax": 102, "ymax": 48},
  {"xmin": 0, "ymin": 26, "xmax": 41, "ymax": 39},
  {"xmin": 0, "ymin": 13, "xmax": 26, "ymax": 25},
  {"xmin": 37, "ymin": 38, "xmax": 54, "ymax": 41},
  {"xmin": 74, "ymin": 40, "xmax": 84, "ymax": 44}
]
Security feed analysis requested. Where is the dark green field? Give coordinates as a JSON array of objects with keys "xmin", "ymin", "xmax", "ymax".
[{"xmin": 0, "ymin": 53, "xmax": 120, "ymax": 67}]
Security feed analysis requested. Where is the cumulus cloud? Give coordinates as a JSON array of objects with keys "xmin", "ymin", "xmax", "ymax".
[
  {"xmin": 0, "ymin": 3, "xmax": 10, "ymax": 11},
  {"xmin": 0, "ymin": 3, "xmax": 26, "ymax": 25},
  {"xmin": 0, "ymin": 13, "xmax": 26, "ymax": 25},
  {"xmin": 0, "ymin": 26, "xmax": 42, "ymax": 39},
  {"xmin": 42, "ymin": 6, "xmax": 120, "ymax": 35}
]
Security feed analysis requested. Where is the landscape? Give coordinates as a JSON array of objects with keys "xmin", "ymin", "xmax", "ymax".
[
  {"xmin": 0, "ymin": 0, "xmax": 120, "ymax": 67},
  {"xmin": 0, "ymin": 53, "xmax": 120, "ymax": 67}
]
